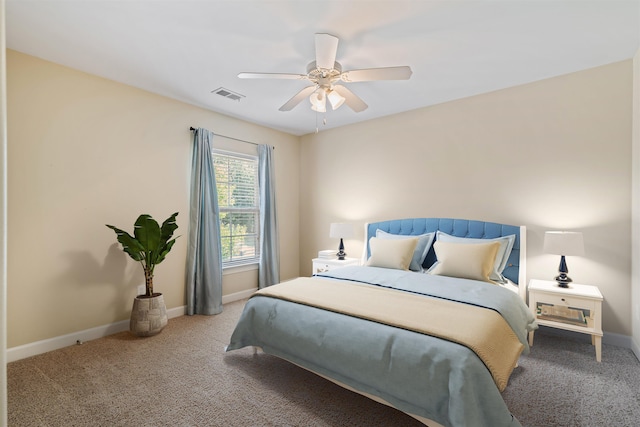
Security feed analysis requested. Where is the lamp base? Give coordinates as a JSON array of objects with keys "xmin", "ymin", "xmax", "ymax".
[
  {"xmin": 337, "ymin": 238, "xmax": 346, "ymax": 260},
  {"xmin": 554, "ymin": 273, "xmax": 572, "ymax": 288},
  {"xmin": 555, "ymin": 255, "xmax": 572, "ymax": 288}
]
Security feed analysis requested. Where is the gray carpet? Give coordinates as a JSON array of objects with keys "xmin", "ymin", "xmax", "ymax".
[
  {"xmin": 7, "ymin": 299, "xmax": 640, "ymax": 426},
  {"xmin": 503, "ymin": 330, "xmax": 640, "ymax": 426}
]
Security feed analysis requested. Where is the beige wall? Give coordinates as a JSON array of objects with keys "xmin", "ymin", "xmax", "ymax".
[
  {"xmin": 633, "ymin": 48, "xmax": 640, "ymax": 355},
  {"xmin": 6, "ymin": 50, "xmax": 300, "ymax": 348},
  {"xmin": 5, "ymin": 48, "xmax": 636, "ymax": 348},
  {"xmin": 300, "ymin": 60, "xmax": 633, "ymax": 337},
  {"xmin": 1, "ymin": 3, "xmax": 8, "ymax": 423}
]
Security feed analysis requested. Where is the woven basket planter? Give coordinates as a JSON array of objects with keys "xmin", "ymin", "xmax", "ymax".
[{"xmin": 130, "ymin": 293, "xmax": 168, "ymax": 337}]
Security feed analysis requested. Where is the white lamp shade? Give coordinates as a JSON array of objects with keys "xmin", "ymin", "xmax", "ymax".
[
  {"xmin": 310, "ymin": 89, "xmax": 326, "ymax": 112},
  {"xmin": 543, "ymin": 231, "xmax": 585, "ymax": 256},
  {"xmin": 330, "ymin": 223, "xmax": 354, "ymax": 239},
  {"xmin": 327, "ymin": 89, "xmax": 345, "ymax": 110}
]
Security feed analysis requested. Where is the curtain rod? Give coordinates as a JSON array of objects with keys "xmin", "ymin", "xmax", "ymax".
[{"xmin": 189, "ymin": 127, "xmax": 260, "ymax": 147}]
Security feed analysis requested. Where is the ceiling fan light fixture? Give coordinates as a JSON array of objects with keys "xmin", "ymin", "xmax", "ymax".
[
  {"xmin": 310, "ymin": 88, "xmax": 327, "ymax": 112},
  {"xmin": 240, "ymin": 33, "xmax": 411, "ymax": 114},
  {"xmin": 327, "ymin": 89, "xmax": 345, "ymax": 110}
]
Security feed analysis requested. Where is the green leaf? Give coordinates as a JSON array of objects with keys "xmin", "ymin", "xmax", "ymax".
[
  {"xmin": 155, "ymin": 238, "xmax": 177, "ymax": 265},
  {"xmin": 133, "ymin": 215, "xmax": 161, "ymax": 265},
  {"xmin": 154, "ymin": 212, "xmax": 179, "ymax": 265},
  {"xmin": 160, "ymin": 212, "xmax": 179, "ymax": 244},
  {"xmin": 106, "ymin": 225, "xmax": 145, "ymax": 261}
]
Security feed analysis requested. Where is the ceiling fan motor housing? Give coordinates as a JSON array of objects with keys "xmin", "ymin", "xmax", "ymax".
[{"xmin": 307, "ymin": 61, "xmax": 342, "ymax": 88}]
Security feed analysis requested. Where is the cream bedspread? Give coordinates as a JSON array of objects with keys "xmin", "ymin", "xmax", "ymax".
[{"xmin": 255, "ymin": 277, "xmax": 524, "ymax": 391}]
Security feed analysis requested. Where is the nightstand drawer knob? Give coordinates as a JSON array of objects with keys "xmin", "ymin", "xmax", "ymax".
[{"xmin": 561, "ymin": 298, "xmax": 566, "ymax": 302}]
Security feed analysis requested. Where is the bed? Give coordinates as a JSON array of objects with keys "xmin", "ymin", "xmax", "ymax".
[{"xmin": 226, "ymin": 218, "xmax": 537, "ymax": 427}]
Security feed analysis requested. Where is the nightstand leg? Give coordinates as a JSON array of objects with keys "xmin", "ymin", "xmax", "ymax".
[
  {"xmin": 594, "ymin": 335, "xmax": 602, "ymax": 362},
  {"xmin": 528, "ymin": 331, "xmax": 534, "ymax": 347}
]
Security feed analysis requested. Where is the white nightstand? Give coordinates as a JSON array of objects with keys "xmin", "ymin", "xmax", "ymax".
[
  {"xmin": 528, "ymin": 279, "xmax": 603, "ymax": 362},
  {"xmin": 312, "ymin": 257, "xmax": 359, "ymax": 274}
]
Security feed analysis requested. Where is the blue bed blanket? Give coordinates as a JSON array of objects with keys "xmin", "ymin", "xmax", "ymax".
[{"xmin": 226, "ymin": 267, "xmax": 536, "ymax": 427}]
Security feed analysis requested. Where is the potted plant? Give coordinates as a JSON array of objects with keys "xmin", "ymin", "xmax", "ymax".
[{"xmin": 106, "ymin": 212, "xmax": 179, "ymax": 336}]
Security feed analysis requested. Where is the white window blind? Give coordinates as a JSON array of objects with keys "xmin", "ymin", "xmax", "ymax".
[{"xmin": 213, "ymin": 150, "xmax": 260, "ymax": 267}]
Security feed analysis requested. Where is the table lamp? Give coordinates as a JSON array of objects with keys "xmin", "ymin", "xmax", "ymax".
[
  {"xmin": 543, "ymin": 231, "xmax": 585, "ymax": 287},
  {"xmin": 329, "ymin": 223, "xmax": 355, "ymax": 260}
]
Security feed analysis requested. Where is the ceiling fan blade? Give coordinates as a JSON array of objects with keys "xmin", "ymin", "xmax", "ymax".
[
  {"xmin": 238, "ymin": 72, "xmax": 307, "ymax": 80},
  {"xmin": 340, "ymin": 66, "xmax": 413, "ymax": 82},
  {"xmin": 279, "ymin": 86, "xmax": 317, "ymax": 111},
  {"xmin": 332, "ymin": 85, "xmax": 368, "ymax": 113},
  {"xmin": 315, "ymin": 33, "xmax": 339, "ymax": 70}
]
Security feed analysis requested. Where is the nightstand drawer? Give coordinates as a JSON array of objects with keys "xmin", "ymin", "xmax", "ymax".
[
  {"xmin": 535, "ymin": 292, "xmax": 596, "ymax": 311},
  {"xmin": 311, "ymin": 257, "xmax": 360, "ymax": 275},
  {"xmin": 314, "ymin": 262, "xmax": 333, "ymax": 273}
]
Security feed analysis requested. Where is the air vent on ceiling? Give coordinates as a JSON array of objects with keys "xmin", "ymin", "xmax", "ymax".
[{"xmin": 211, "ymin": 87, "xmax": 245, "ymax": 102}]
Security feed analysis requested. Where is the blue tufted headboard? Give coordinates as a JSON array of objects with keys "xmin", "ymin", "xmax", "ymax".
[{"xmin": 363, "ymin": 218, "xmax": 526, "ymax": 299}]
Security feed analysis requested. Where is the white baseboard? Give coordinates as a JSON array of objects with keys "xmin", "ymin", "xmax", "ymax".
[
  {"xmin": 631, "ymin": 337, "xmax": 640, "ymax": 362},
  {"xmin": 603, "ymin": 331, "xmax": 633, "ymax": 348},
  {"xmin": 6, "ymin": 289, "xmax": 258, "ymax": 364},
  {"xmin": 222, "ymin": 287, "xmax": 256, "ymax": 304},
  {"xmin": 7, "ymin": 305, "xmax": 186, "ymax": 363},
  {"xmin": 536, "ymin": 325, "xmax": 632, "ymax": 349}
]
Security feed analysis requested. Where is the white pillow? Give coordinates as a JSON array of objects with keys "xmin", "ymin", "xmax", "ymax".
[
  {"xmin": 428, "ymin": 240, "xmax": 500, "ymax": 283},
  {"xmin": 366, "ymin": 237, "xmax": 419, "ymax": 270},
  {"xmin": 435, "ymin": 231, "xmax": 516, "ymax": 283},
  {"xmin": 375, "ymin": 229, "xmax": 435, "ymax": 272}
]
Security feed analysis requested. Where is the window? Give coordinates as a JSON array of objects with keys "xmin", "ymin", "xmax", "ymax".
[{"xmin": 213, "ymin": 150, "xmax": 260, "ymax": 267}]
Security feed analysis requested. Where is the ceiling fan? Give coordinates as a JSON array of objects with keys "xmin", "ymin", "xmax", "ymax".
[{"xmin": 238, "ymin": 33, "xmax": 412, "ymax": 113}]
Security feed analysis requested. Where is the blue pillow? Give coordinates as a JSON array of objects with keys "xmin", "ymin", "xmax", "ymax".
[{"xmin": 375, "ymin": 229, "xmax": 436, "ymax": 272}]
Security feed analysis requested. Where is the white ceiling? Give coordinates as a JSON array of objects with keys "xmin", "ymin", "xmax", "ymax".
[{"xmin": 6, "ymin": 0, "xmax": 640, "ymax": 136}]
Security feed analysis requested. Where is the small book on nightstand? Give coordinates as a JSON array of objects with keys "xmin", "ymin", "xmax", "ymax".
[{"xmin": 317, "ymin": 249, "xmax": 335, "ymax": 259}]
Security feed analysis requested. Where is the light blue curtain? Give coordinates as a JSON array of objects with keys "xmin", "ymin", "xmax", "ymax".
[
  {"xmin": 185, "ymin": 128, "xmax": 223, "ymax": 315},
  {"xmin": 258, "ymin": 144, "xmax": 280, "ymax": 288}
]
